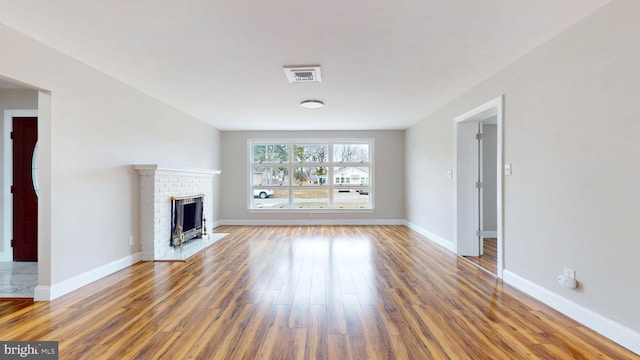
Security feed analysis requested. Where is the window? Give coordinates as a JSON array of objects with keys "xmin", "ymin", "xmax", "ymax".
[{"xmin": 250, "ymin": 140, "xmax": 373, "ymax": 210}]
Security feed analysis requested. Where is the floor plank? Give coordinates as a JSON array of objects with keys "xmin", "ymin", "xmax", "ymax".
[
  {"xmin": 464, "ymin": 237, "xmax": 498, "ymax": 274},
  {"xmin": 0, "ymin": 225, "xmax": 636, "ymax": 359}
]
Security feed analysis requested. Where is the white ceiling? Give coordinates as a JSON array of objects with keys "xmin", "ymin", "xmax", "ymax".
[{"xmin": 0, "ymin": 0, "xmax": 609, "ymax": 131}]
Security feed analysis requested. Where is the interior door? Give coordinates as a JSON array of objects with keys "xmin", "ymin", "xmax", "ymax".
[
  {"xmin": 456, "ymin": 120, "xmax": 480, "ymax": 256},
  {"xmin": 478, "ymin": 122, "xmax": 484, "ymax": 256},
  {"xmin": 12, "ymin": 116, "xmax": 38, "ymax": 262}
]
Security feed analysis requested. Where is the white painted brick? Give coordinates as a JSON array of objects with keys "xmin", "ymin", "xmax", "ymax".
[{"xmin": 135, "ymin": 166, "xmax": 218, "ymax": 260}]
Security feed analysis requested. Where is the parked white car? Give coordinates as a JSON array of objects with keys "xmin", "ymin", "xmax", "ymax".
[{"xmin": 253, "ymin": 189, "xmax": 275, "ymax": 199}]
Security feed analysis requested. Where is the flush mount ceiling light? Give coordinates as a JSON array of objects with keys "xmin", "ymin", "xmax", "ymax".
[{"xmin": 300, "ymin": 100, "xmax": 324, "ymax": 109}]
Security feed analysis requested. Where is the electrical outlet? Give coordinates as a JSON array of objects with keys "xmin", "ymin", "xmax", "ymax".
[
  {"xmin": 128, "ymin": 235, "xmax": 135, "ymax": 246},
  {"xmin": 558, "ymin": 274, "xmax": 577, "ymax": 288}
]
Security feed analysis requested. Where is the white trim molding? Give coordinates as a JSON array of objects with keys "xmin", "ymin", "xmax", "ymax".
[
  {"xmin": 247, "ymin": 139, "xmax": 374, "ymax": 211},
  {"xmin": 35, "ymin": 252, "xmax": 142, "ymax": 301},
  {"xmin": 454, "ymin": 95, "xmax": 504, "ymax": 278},
  {"xmin": 503, "ymin": 270, "xmax": 640, "ymax": 355},
  {"xmin": 133, "ymin": 164, "xmax": 221, "ymax": 176},
  {"xmin": 221, "ymin": 219, "xmax": 405, "ymax": 226}
]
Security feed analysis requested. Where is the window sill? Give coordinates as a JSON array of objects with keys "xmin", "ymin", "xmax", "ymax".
[{"xmin": 248, "ymin": 208, "xmax": 374, "ymax": 214}]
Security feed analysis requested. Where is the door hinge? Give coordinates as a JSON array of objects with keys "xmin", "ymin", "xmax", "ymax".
[
  {"xmin": 476, "ymin": 230, "xmax": 482, "ymax": 237},
  {"xmin": 10, "ymin": 185, "xmax": 14, "ymax": 193},
  {"xmin": 10, "ymin": 131, "xmax": 14, "ymax": 140},
  {"xmin": 10, "ymin": 240, "xmax": 13, "ymax": 248},
  {"xmin": 475, "ymin": 133, "xmax": 483, "ymax": 140},
  {"xmin": 475, "ymin": 181, "xmax": 483, "ymax": 189}
]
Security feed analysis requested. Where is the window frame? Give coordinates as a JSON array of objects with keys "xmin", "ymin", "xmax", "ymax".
[{"xmin": 248, "ymin": 138, "xmax": 374, "ymax": 212}]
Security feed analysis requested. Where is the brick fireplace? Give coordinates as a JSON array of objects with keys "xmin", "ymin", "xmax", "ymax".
[{"xmin": 134, "ymin": 165, "xmax": 221, "ymax": 261}]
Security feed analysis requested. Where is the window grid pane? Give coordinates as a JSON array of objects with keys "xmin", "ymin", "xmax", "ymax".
[
  {"xmin": 293, "ymin": 166, "xmax": 328, "ymax": 186},
  {"xmin": 333, "ymin": 144, "xmax": 369, "ymax": 163},
  {"xmin": 293, "ymin": 144, "xmax": 329, "ymax": 163},
  {"xmin": 252, "ymin": 144, "xmax": 289, "ymax": 163},
  {"xmin": 252, "ymin": 189, "xmax": 290, "ymax": 209},
  {"xmin": 293, "ymin": 188, "xmax": 329, "ymax": 208},
  {"xmin": 333, "ymin": 189, "xmax": 370, "ymax": 208},
  {"xmin": 252, "ymin": 166, "xmax": 289, "ymax": 186}
]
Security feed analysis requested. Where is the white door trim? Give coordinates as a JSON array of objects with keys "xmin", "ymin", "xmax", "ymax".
[{"xmin": 454, "ymin": 95, "xmax": 504, "ymax": 278}]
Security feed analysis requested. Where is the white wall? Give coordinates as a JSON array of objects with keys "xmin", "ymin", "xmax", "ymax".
[
  {"xmin": 406, "ymin": 108, "xmax": 456, "ymax": 244},
  {"xmin": 0, "ymin": 23, "xmax": 221, "ymax": 298},
  {"xmin": 405, "ymin": 0, "xmax": 640, "ymax": 349},
  {"xmin": 221, "ymin": 130, "xmax": 405, "ymax": 223}
]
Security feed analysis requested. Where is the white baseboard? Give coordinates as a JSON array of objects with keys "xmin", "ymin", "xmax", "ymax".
[
  {"xmin": 503, "ymin": 270, "xmax": 640, "ymax": 355},
  {"xmin": 0, "ymin": 251, "xmax": 11, "ymax": 262},
  {"xmin": 34, "ymin": 252, "xmax": 143, "ymax": 301},
  {"xmin": 33, "ymin": 286, "xmax": 50, "ymax": 301},
  {"xmin": 481, "ymin": 230, "xmax": 497, "ymax": 238},
  {"xmin": 405, "ymin": 221, "xmax": 456, "ymax": 252},
  {"xmin": 210, "ymin": 220, "xmax": 223, "ymax": 229},
  {"xmin": 220, "ymin": 219, "xmax": 406, "ymax": 226}
]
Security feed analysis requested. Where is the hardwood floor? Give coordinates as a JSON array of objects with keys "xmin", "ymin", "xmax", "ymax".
[
  {"xmin": 0, "ymin": 226, "xmax": 636, "ymax": 359},
  {"xmin": 464, "ymin": 237, "xmax": 498, "ymax": 274}
]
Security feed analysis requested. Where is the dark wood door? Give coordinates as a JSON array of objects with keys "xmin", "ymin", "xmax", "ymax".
[{"xmin": 12, "ymin": 117, "xmax": 38, "ymax": 262}]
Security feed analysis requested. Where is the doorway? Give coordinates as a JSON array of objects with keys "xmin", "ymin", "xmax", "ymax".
[
  {"xmin": 1, "ymin": 108, "xmax": 39, "ymax": 298},
  {"xmin": 12, "ymin": 117, "xmax": 38, "ymax": 261},
  {"xmin": 455, "ymin": 96, "xmax": 504, "ymax": 277},
  {"xmin": 2, "ymin": 87, "xmax": 50, "ymax": 300}
]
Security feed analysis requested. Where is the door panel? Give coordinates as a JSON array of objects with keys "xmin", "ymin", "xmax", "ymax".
[
  {"xmin": 456, "ymin": 121, "xmax": 480, "ymax": 256},
  {"xmin": 12, "ymin": 117, "xmax": 38, "ymax": 262}
]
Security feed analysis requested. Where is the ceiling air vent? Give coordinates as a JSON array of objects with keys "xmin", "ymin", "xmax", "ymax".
[{"xmin": 283, "ymin": 65, "xmax": 322, "ymax": 84}]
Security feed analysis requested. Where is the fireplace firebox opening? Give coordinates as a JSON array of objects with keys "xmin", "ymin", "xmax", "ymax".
[{"xmin": 170, "ymin": 195, "xmax": 204, "ymax": 248}]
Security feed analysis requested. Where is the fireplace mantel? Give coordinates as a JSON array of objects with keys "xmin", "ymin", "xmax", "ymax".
[
  {"xmin": 133, "ymin": 164, "xmax": 221, "ymax": 176},
  {"xmin": 133, "ymin": 164, "xmax": 221, "ymax": 261}
]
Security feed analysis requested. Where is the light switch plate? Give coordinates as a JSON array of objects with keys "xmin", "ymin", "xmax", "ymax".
[{"xmin": 504, "ymin": 163, "xmax": 512, "ymax": 176}]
